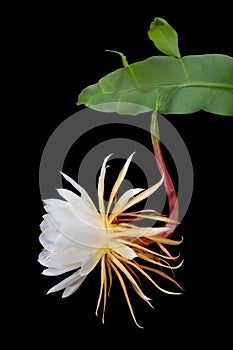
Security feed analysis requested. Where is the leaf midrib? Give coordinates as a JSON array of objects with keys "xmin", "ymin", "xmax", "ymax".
[
  {"xmin": 93, "ymin": 81, "xmax": 233, "ymax": 96},
  {"xmin": 156, "ymin": 28, "xmax": 177, "ymax": 54}
]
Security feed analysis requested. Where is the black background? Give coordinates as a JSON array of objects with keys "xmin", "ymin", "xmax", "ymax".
[{"xmin": 14, "ymin": 2, "xmax": 233, "ymax": 348}]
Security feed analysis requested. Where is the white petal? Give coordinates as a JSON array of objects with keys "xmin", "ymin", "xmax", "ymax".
[
  {"xmin": 107, "ymin": 152, "xmax": 135, "ymax": 214},
  {"xmin": 39, "ymin": 238, "xmax": 91, "ymax": 267},
  {"xmin": 118, "ymin": 173, "xmax": 164, "ymax": 214},
  {"xmin": 42, "ymin": 263, "xmax": 81, "ymax": 276},
  {"xmin": 47, "ymin": 206, "xmax": 77, "ymax": 230},
  {"xmin": 79, "ymin": 250, "xmax": 103, "ymax": 276},
  {"xmin": 39, "ymin": 227, "xmax": 60, "ymax": 250},
  {"xmin": 111, "ymin": 226, "xmax": 169, "ymax": 239},
  {"xmin": 47, "ymin": 204, "xmax": 103, "ymax": 234},
  {"xmin": 38, "ymin": 249, "xmax": 60, "ymax": 268},
  {"xmin": 112, "ymin": 188, "xmax": 144, "ymax": 215},
  {"xmin": 70, "ymin": 205, "xmax": 104, "ymax": 229},
  {"xmin": 52, "ymin": 246, "xmax": 91, "ymax": 265},
  {"xmin": 110, "ymin": 242, "xmax": 137, "ymax": 260},
  {"xmin": 47, "ymin": 270, "xmax": 83, "ymax": 294},
  {"xmin": 98, "ymin": 154, "xmax": 112, "ymax": 216},
  {"xmin": 53, "ymin": 234, "xmax": 94, "ymax": 260},
  {"xmin": 57, "ymin": 188, "xmax": 84, "ymax": 207},
  {"xmin": 60, "ymin": 172, "xmax": 97, "ymax": 210},
  {"xmin": 56, "ymin": 189, "xmax": 103, "ymax": 228},
  {"xmin": 40, "ymin": 214, "xmax": 56, "ymax": 232},
  {"xmin": 62, "ymin": 276, "xmax": 87, "ymax": 298},
  {"xmin": 40, "ymin": 219, "xmax": 47, "ymax": 232},
  {"xmin": 43, "ymin": 198, "xmax": 67, "ymax": 213},
  {"xmin": 59, "ymin": 219, "xmax": 108, "ymax": 249}
]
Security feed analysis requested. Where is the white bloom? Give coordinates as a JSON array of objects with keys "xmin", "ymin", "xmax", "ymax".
[{"xmin": 38, "ymin": 153, "xmax": 183, "ymax": 327}]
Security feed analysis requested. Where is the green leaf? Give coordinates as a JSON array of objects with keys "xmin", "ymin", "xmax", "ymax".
[
  {"xmin": 77, "ymin": 54, "xmax": 233, "ymax": 116},
  {"xmin": 148, "ymin": 17, "xmax": 180, "ymax": 58}
]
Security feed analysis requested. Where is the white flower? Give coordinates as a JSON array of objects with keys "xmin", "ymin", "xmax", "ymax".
[{"xmin": 38, "ymin": 153, "xmax": 183, "ymax": 327}]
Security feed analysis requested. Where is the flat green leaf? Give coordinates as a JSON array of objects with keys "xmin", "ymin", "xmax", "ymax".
[
  {"xmin": 77, "ymin": 54, "xmax": 233, "ymax": 116},
  {"xmin": 148, "ymin": 17, "xmax": 180, "ymax": 58}
]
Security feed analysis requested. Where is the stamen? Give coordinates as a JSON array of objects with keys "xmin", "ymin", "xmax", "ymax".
[
  {"xmin": 136, "ymin": 252, "xmax": 173, "ymax": 269},
  {"xmin": 117, "ymin": 238, "xmax": 179, "ymax": 260},
  {"xmin": 106, "ymin": 256, "xmax": 113, "ymax": 297},
  {"xmin": 140, "ymin": 264, "xmax": 185, "ymax": 292},
  {"xmin": 118, "ymin": 257, "xmax": 184, "ymax": 295},
  {"xmin": 108, "ymin": 257, "xmax": 144, "ymax": 328},
  {"xmin": 110, "ymin": 254, "xmax": 153, "ymax": 307},
  {"xmin": 102, "ymin": 257, "xmax": 108, "ymax": 323},
  {"xmin": 96, "ymin": 255, "xmax": 106, "ymax": 317}
]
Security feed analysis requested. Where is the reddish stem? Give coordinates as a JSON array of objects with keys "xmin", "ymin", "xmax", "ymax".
[{"xmin": 150, "ymin": 112, "xmax": 179, "ymax": 237}]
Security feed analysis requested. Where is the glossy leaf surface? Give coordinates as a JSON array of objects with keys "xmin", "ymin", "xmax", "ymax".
[{"xmin": 77, "ymin": 54, "xmax": 233, "ymax": 116}]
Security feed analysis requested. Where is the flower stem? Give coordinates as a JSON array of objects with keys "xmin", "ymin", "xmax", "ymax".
[{"xmin": 150, "ymin": 111, "xmax": 179, "ymax": 237}]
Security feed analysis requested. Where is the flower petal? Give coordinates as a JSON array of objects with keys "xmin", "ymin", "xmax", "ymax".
[
  {"xmin": 110, "ymin": 242, "xmax": 137, "ymax": 260},
  {"xmin": 112, "ymin": 188, "xmax": 144, "ymax": 215},
  {"xmin": 56, "ymin": 189, "xmax": 103, "ymax": 228},
  {"xmin": 40, "ymin": 214, "xmax": 54, "ymax": 231},
  {"xmin": 111, "ymin": 226, "xmax": 169, "ymax": 239},
  {"xmin": 39, "ymin": 243, "xmax": 91, "ymax": 267},
  {"xmin": 57, "ymin": 188, "xmax": 84, "ymax": 207},
  {"xmin": 52, "ymin": 246, "xmax": 92, "ymax": 265},
  {"xmin": 98, "ymin": 153, "xmax": 113, "ymax": 216},
  {"xmin": 38, "ymin": 249, "xmax": 61, "ymax": 268},
  {"xmin": 111, "ymin": 173, "xmax": 164, "ymax": 219},
  {"xmin": 39, "ymin": 227, "xmax": 60, "ymax": 250},
  {"xmin": 79, "ymin": 250, "xmax": 103, "ymax": 276},
  {"xmin": 54, "ymin": 233, "xmax": 95, "ymax": 258},
  {"xmin": 107, "ymin": 152, "xmax": 135, "ymax": 214},
  {"xmin": 62, "ymin": 276, "xmax": 87, "ymax": 298},
  {"xmin": 60, "ymin": 172, "xmax": 97, "ymax": 210},
  {"xmin": 45, "ymin": 201, "xmax": 102, "ymax": 233},
  {"xmin": 42, "ymin": 263, "xmax": 81, "ymax": 276},
  {"xmin": 59, "ymin": 219, "xmax": 108, "ymax": 249},
  {"xmin": 43, "ymin": 199, "xmax": 67, "ymax": 213},
  {"xmin": 47, "ymin": 206, "xmax": 77, "ymax": 230},
  {"xmin": 47, "ymin": 270, "xmax": 84, "ymax": 294}
]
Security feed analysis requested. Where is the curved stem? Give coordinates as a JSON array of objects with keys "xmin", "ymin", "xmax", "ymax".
[{"xmin": 150, "ymin": 111, "xmax": 179, "ymax": 237}]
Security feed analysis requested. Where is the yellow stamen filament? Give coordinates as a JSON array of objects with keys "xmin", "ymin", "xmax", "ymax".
[
  {"xmin": 110, "ymin": 254, "xmax": 153, "ymax": 308},
  {"xmin": 156, "ymin": 241, "xmax": 177, "ymax": 259},
  {"xmin": 96, "ymin": 255, "xmax": 106, "ymax": 318},
  {"xmin": 141, "ymin": 265, "xmax": 185, "ymax": 292},
  {"xmin": 102, "ymin": 257, "xmax": 108, "ymax": 323},
  {"xmin": 118, "ymin": 212, "xmax": 179, "ymax": 224},
  {"xmin": 123, "ymin": 261, "xmax": 142, "ymax": 286},
  {"xmin": 117, "ymin": 239, "xmax": 180, "ymax": 260},
  {"xmin": 136, "ymin": 252, "xmax": 175, "ymax": 270},
  {"xmin": 115, "ymin": 252, "xmax": 184, "ymax": 295},
  {"xmin": 108, "ymin": 256, "xmax": 143, "ymax": 329},
  {"xmin": 106, "ymin": 257, "xmax": 113, "ymax": 297},
  {"xmin": 145, "ymin": 235, "xmax": 183, "ymax": 245}
]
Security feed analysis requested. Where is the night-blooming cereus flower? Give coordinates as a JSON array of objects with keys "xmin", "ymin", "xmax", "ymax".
[{"xmin": 38, "ymin": 153, "xmax": 183, "ymax": 327}]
